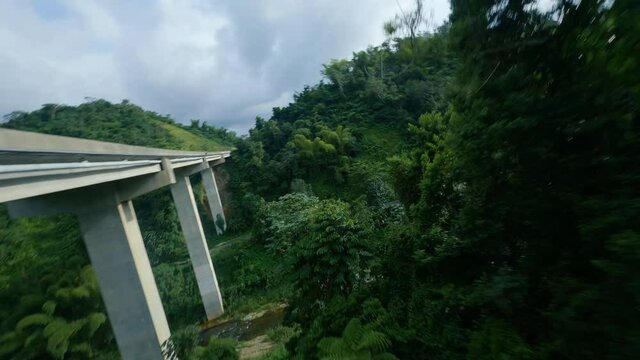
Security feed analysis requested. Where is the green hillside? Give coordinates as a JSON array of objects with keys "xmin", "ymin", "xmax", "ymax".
[
  {"xmin": 153, "ymin": 120, "xmax": 230, "ymax": 152},
  {"xmin": 2, "ymin": 99, "xmax": 234, "ymax": 151}
]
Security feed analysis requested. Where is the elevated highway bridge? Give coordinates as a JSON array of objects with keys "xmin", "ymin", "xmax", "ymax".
[{"xmin": 0, "ymin": 128, "xmax": 231, "ymax": 359}]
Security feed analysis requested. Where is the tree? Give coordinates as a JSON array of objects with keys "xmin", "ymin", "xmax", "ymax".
[
  {"xmin": 320, "ymin": 125, "xmax": 351, "ymax": 154},
  {"xmin": 384, "ymin": 0, "xmax": 431, "ymax": 51},
  {"xmin": 405, "ymin": 0, "xmax": 640, "ymax": 358},
  {"xmin": 322, "ymin": 59, "xmax": 352, "ymax": 96},
  {"xmin": 317, "ymin": 318, "xmax": 397, "ymax": 360},
  {"xmin": 256, "ymin": 194, "xmax": 372, "ymax": 324},
  {"xmin": 289, "ymin": 200, "xmax": 371, "ymax": 313}
]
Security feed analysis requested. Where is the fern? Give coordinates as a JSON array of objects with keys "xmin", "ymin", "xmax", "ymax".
[
  {"xmin": 19, "ymin": 294, "xmax": 45, "ymax": 308},
  {"xmin": 45, "ymin": 319, "xmax": 87, "ymax": 359},
  {"xmin": 86, "ymin": 312, "xmax": 107, "ymax": 336},
  {"xmin": 79, "ymin": 265, "xmax": 96, "ymax": 284},
  {"xmin": 16, "ymin": 313, "xmax": 52, "ymax": 331},
  {"xmin": 42, "ymin": 300, "xmax": 57, "ymax": 316},
  {"xmin": 318, "ymin": 318, "xmax": 398, "ymax": 360},
  {"xmin": 318, "ymin": 337, "xmax": 350, "ymax": 359},
  {"xmin": 24, "ymin": 329, "xmax": 44, "ymax": 348},
  {"xmin": 70, "ymin": 285, "xmax": 91, "ymax": 299},
  {"xmin": 373, "ymin": 354, "xmax": 400, "ymax": 360},
  {"xmin": 70, "ymin": 342, "xmax": 93, "ymax": 356},
  {"xmin": 54, "ymin": 288, "xmax": 73, "ymax": 303},
  {"xmin": 0, "ymin": 331, "xmax": 22, "ymax": 356},
  {"xmin": 44, "ymin": 319, "xmax": 69, "ymax": 358},
  {"xmin": 357, "ymin": 331, "xmax": 390, "ymax": 353},
  {"xmin": 266, "ymin": 325, "xmax": 301, "ymax": 343},
  {"xmin": 342, "ymin": 318, "xmax": 364, "ymax": 349},
  {"xmin": 9, "ymin": 306, "xmax": 106, "ymax": 359},
  {"xmin": 43, "ymin": 319, "xmax": 67, "ymax": 338}
]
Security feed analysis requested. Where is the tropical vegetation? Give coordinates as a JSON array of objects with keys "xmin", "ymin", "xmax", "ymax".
[{"xmin": 1, "ymin": 0, "xmax": 638, "ymax": 359}]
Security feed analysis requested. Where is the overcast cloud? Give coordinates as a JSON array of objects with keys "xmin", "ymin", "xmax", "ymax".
[{"xmin": 0, "ymin": 0, "xmax": 450, "ymax": 133}]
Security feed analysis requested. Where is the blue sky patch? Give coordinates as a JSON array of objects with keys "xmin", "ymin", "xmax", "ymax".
[{"xmin": 31, "ymin": 0, "xmax": 69, "ymax": 21}]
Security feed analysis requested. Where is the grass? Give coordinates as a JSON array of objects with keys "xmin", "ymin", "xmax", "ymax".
[
  {"xmin": 153, "ymin": 119, "xmax": 233, "ymax": 151},
  {"xmin": 253, "ymin": 344, "xmax": 289, "ymax": 360},
  {"xmin": 209, "ymin": 231, "xmax": 252, "ymax": 249}
]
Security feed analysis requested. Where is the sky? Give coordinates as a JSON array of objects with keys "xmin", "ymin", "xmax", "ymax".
[{"xmin": 0, "ymin": 0, "xmax": 450, "ymax": 133}]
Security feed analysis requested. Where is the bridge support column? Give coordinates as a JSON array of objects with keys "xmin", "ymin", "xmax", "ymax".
[
  {"xmin": 201, "ymin": 167, "xmax": 226, "ymax": 235},
  {"xmin": 77, "ymin": 193, "xmax": 169, "ymax": 360},
  {"xmin": 170, "ymin": 175, "xmax": 224, "ymax": 320}
]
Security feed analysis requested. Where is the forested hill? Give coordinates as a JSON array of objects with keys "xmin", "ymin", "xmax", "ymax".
[
  {"xmin": 2, "ymin": 99, "xmax": 236, "ymax": 151},
  {"xmin": 227, "ymin": 29, "xmax": 456, "ymax": 203}
]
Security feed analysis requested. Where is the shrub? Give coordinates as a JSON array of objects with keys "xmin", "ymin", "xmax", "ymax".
[{"xmin": 194, "ymin": 337, "xmax": 239, "ymax": 360}]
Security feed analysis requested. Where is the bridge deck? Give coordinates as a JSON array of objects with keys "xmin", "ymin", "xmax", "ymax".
[{"xmin": 0, "ymin": 128, "xmax": 230, "ymax": 203}]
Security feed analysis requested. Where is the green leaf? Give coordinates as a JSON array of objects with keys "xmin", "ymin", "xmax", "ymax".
[
  {"xmin": 42, "ymin": 300, "xmax": 57, "ymax": 316},
  {"xmin": 86, "ymin": 312, "xmax": 107, "ymax": 336},
  {"xmin": 0, "ymin": 331, "xmax": 22, "ymax": 356},
  {"xmin": 16, "ymin": 313, "xmax": 52, "ymax": 331}
]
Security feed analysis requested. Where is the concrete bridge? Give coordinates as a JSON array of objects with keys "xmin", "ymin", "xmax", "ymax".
[{"xmin": 0, "ymin": 128, "xmax": 231, "ymax": 359}]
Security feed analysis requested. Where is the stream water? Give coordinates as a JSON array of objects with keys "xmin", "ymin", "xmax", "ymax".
[{"xmin": 199, "ymin": 307, "xmax": 286, "ymax": 343}]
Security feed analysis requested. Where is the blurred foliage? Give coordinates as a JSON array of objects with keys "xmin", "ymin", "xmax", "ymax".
[{"xmin": 228, "ymin": 0, "xmax": 640, "ymax": 359}]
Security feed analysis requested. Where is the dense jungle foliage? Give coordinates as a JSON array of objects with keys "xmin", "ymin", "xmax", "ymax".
[
  {"xmin": 228, "ymin": 0, "xmax": 640, "ymax": 358},
  {"xmin": 2, "ymin": 0, "xmax": 639, "ymax": 359}
]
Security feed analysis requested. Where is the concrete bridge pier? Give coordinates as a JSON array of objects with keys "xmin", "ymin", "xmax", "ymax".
[
  {"xmin": 170, "ymin": 174, "xmax": 224, "ymax": 320},
  {"xmin": 77, "ymin": 191, "xmax": 170, "ymax": 360},
  {"xmin": 8, "ymin": 184, "xmax": 173, "ymax": 360},
  {"xmin": 201, "ymin": 166, "xmax": 226, "ymax": 234}
]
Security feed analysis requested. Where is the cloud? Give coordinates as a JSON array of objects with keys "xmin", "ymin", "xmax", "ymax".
[{"xmin": 0, "ymin": 0, "xmax": 450, "ymax": 133}]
